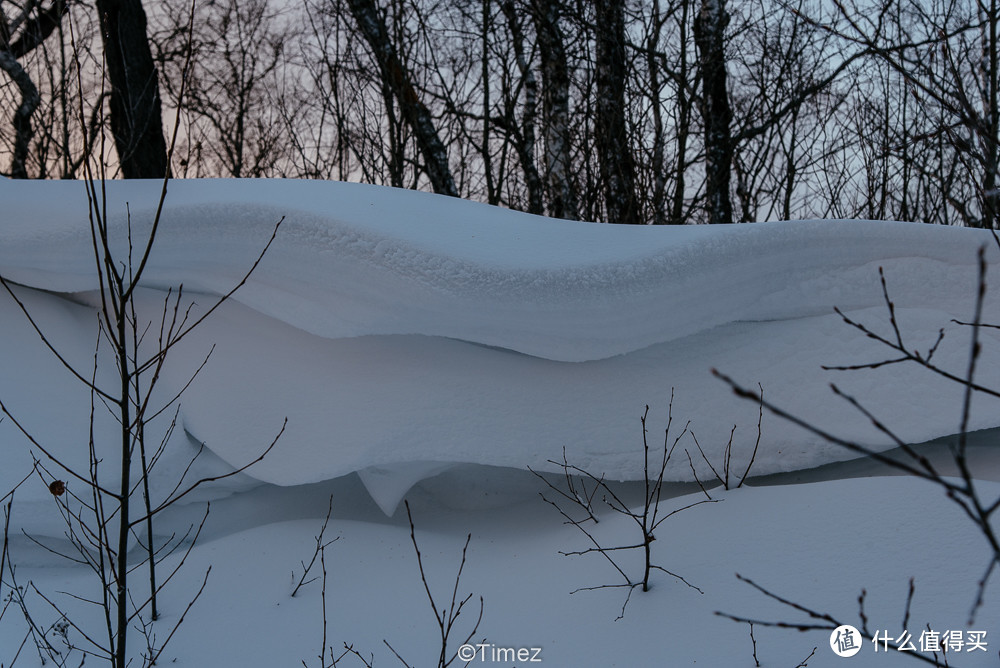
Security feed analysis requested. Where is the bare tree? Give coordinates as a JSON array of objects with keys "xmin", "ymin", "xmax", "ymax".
[
  {"xmin": 499, "ymin": 0, "xmax": 544, "ymax": 214},
  {"xmin": 533, "ymin": 399, "xmax": 712, "ymax": 619},
  {"xmin": 530, "ymin": 0, "xmax": 578, "ymax": 219},
  {"xmin": 594, "ymin": 0, "xmax": 638, "ymax": 224},
  {"xmin": 0, "ymin": 26, "xmax": 285, "ymax": 661},
  {"xmin": 729, "ymin": 0, "xmax": 854, "ymax": 222},
  {"xmin": 632, "ymin": 0, "xmax": 701, "ymax": 225},
  {"xmin": 346, "ymin": 0, "xmax": 458, "ymax": 197},
  {"xmin": 0, "ymin": 0, "xmax": 70, "ymax": 178},
  {"xmin": 155, "ymin": 0, "xmax": 293, "ymax": 177},
  {"xmin": 715, "ymin": 242, "xmax": 1000, "ymax": 627},
  {"xmin": 694, "ymin": 0, "xmax": 733, "ymax": 224},
  {"xmin": 384, "ymin": 502, "xmax": 484, "ymax": 668},
  {"xmin": 94, "ymin": 0, "xmax": 169, "ymax": 178},
  {"xmin": 814, "ymin": 0, "xmax": 1000, "ymax": 227}
]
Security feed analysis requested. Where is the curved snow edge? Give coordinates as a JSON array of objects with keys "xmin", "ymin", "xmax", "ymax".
[{"xmin": 1, "ymin": 178, "xmax": 997, "ymax": 362}]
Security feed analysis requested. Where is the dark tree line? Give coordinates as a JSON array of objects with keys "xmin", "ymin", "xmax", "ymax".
[{"xmin": 2, "ymin": 0, "xmax": 999, "ymax": 227}]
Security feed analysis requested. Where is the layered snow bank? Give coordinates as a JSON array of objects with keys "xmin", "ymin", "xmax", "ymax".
[
  {"xmin": 1, "ymin": 178, "xmax": 999, "ymax": 517},
  {"xmin": 2, "ymin": 178, "xmax": 996, "ymax": 361}
]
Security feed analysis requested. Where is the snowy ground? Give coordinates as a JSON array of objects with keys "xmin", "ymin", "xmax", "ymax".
[{"xmin": 1, "ymin": 178, "xmax": 999, "ymax": 666}]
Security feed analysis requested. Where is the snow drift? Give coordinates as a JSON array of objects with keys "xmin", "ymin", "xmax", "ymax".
[{"xmin": 1, "ymin": 178, "xmax": 998, "ymax": 517}]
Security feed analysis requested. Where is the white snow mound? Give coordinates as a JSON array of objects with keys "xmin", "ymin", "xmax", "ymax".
[{"xmin": 1, "ymin": 178, "xmax": 998, "ymax": 517}]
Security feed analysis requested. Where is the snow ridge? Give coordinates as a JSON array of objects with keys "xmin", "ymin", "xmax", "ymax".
[
  {"xmin": 2, "ymin": 178, "xmax": 999, "ymax": 517},
  {"xmin": 1, "ymin": 178, "xmax": 995, "ymax": 362}
]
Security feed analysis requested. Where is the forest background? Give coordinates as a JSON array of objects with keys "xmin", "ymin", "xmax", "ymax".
[{"xmin": 2, "ymin": 0, "xmax": 998, "ymax": 228}]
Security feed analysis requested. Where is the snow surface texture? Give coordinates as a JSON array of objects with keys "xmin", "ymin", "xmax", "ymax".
[
  {"xmin": 4, "ymin": 476, "xmax": 999, "ymax": 667},
  {"xmin": 2, "ymin": 178, "xmax": 1000, "ymax": 518}
]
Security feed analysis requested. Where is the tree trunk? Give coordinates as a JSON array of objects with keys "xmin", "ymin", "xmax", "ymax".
[
  {"xmin": 346, "ymin": 0, "xmax": 458, "ymax": 197},
  {"xmin": 481, "ymin": 0, "xmax": 497, "ymax": 204},
  {"xmin": 595, "ymin": 0, "xmax": 638, "ymax": 224},
  {"xmin": 501, "ymin": 0, "xmax": 544, "ymax": 214},
  {"xmin": 983, "ymin": 0, "xmax": 999, "ymax": 228},
  {"xmin": 0, "ymin": 51, "xmax": 40, "ymax": 178},
  {"xmin": 647, "ymin": 0, "xmax": 666, "ymax": 225},
  {"xmin": 94, "ymin": 0, "xmax": 169, "ymax": 178},
  {"xmin": 531, "ymin": 0, "xmax": 578, "ymax": 220},
  {"xmin": 671, "ymin": 0, "xmax": 694, "ymax": 225},
  {"xmin": 0, "ymin": 0, "xmax": 71, "ymax": 178},
  {"xmin": 694, "ymin": 0, "xmax": 733, "ymax": 224}
]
